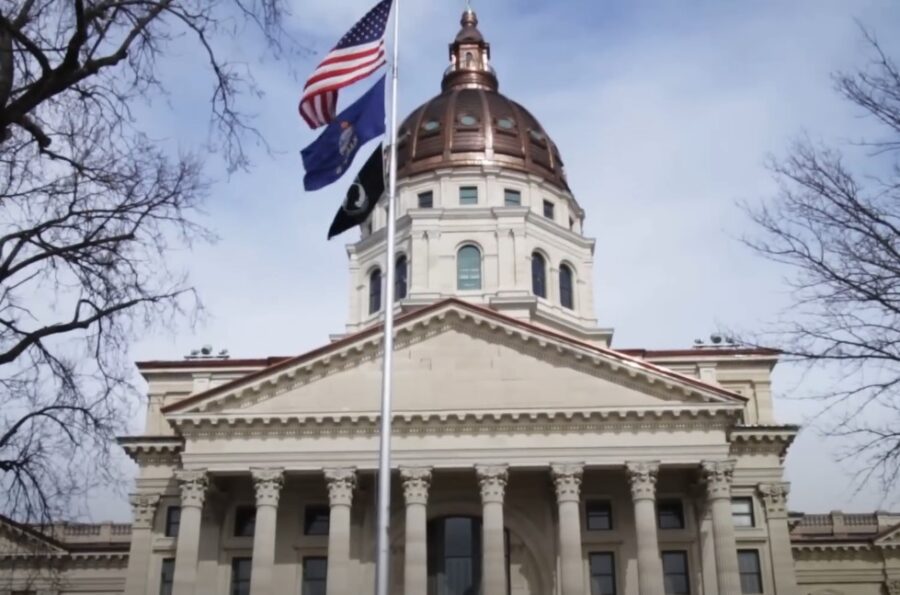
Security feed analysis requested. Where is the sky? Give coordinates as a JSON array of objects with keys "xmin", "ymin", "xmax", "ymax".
[{"xmin": 101, "ymin": 0, "xmax": 900, "ymax": 519}]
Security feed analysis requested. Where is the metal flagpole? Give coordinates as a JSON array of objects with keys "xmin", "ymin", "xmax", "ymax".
[{"xmin": 374, "ymin": 0, "xmax": 400, "ymax": 594}]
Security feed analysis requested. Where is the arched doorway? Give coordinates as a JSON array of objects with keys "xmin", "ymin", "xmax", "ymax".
[{"xmin": 427, "ymin": 516, "xmax": 510, "ymax": 595}]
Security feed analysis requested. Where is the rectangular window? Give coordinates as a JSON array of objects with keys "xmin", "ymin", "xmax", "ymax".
[
  {"xmin": 159, "ymin": 558, "xmax": 175, "ymax": 595},
  {"xmin": 589, "ymin": 552, "xmax": 616, "ymax": 595},
  {"xmin": 657, "ymin": 499, "xmax": 685, "ymax": 530},
  {"xmin": 234, "ymin": 506, "xmax": 256, "ymax": 537},
  {"xmin": 165, "ymin": 506, "xmax": 181, "ymax": 537},
  {"xmin": 732, "ymin": 497, "xmax": 755, "ymax": 527},
  {"xmin": 738, "ymin": 550, "xmax": 763, "ymax": 594},
  {"xmin": 542, "ymin": 199, "xmax": 555, "ymax": 219},
  {"xmin": 301, "ymin": 557, "xmax": 328, "ymax": 595},
  {"xmin": 417, "ymin": 191, "xmax": 434, "ymax": 209},
  {"xmin": 230, "ymin": 557, "xmax": 252, "ymax": 595},
  {"xmin": 304, "ymin": 505, "xmax": 330, "ymax": 536},
  {"xmin": 459, "ymin": 186, "xmax": 478, "ymax": 205},
  {"xmin": 504, "ymin": 189, "xmax": 521, "ymax": 207},
  {"xmin": 662, "ymin": 551, "xmax": 690, "ymax": 595},
  {"xmin": 586, "ymin": 500, "xmax": 613, "ymax": 531}
]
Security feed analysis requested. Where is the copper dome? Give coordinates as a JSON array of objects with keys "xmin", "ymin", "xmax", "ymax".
[{"xmin": 395, "ymin": 10, "xmax": 570, "ymax": 192}]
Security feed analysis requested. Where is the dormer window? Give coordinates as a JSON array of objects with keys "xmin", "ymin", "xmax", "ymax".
[{"xmin": 458, "ymin": 113, "xmax": 479, "ymax": 127}]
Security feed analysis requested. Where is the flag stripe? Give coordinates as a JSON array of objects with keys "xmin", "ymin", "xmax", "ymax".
[
  {"xmin": 303, "ymin": 49, "xmax": 386, "ymax": 93},
  {"xmin": 317, "ymin": 40, "xmax": 384, "ymax": 66},
  {"xmin": 302, "ymin": 61, "xmax": 386, "ymax": 104}
]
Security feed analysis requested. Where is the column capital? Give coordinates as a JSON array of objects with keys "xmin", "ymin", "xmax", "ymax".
[
  {"xmin": 401, "ymin": 467, "xmax": 432, "ymax": 506},
  {"xmin": 551, "ymin": 463, "xmax": 584, "ymax": 503},
  {"xmin": 757, "ymin": 482, "xmax": 790, "ymax": 518},
  {"xmin": 175, "ymin": 469, "xmax": 208, "ymax": 508},
  {"xmin": 324, "ymin": 468, "xmax": 357, "ymax": 507},
  {"xmin": 701, "ymin": 460, "xmax": 736, "ymax": 500},
  {"xmin": 129, "ymin": 493, "xmax": 160, "ymax": 529},
  {"xmin": 626, "ymin": 461, "xmax": 659, "ymax": 501},
  {"xmin": 251, "ymin": 468, "xmax": 284, "ymax": 508},
  {"xmin": 476, "ymin": 464, "xmax": 508, "ymax": 504}
]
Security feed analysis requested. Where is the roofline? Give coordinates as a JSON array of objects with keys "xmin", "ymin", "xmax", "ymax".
[
  {"xmin": 162, "ymin": 299, "xmax": 748, "ymax": 415},
  {"xmin": 619, "ymin": 348, "xmax": 781, "ymax": 358},
  {"xmin": 0, "ymin": 513, "xmax": 67, "ymax": 551},
  {"xmin": 136, "ymin": 357, "xmax": 292, "ymax": 371}
]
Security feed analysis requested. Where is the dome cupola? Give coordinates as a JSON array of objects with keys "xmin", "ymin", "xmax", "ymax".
[{"xmin": 395, "ymin": 9, "xmax": 570, "ymax": 192}]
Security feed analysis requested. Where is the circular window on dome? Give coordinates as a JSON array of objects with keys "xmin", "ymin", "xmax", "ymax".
[
  {"xmin": 496, "ymin": 117, "xmax": 516, "ymax": 130},
  {"xmin": 529, "ymin": 129, "xmax": 546, "ymax": 142},
  {"xmin": 422, "ymin": 120, "xmax": 441, "ymax": 133},
  {"xmin": 458, "ymin": 113, "xmax": 479, "ymax": 127}
]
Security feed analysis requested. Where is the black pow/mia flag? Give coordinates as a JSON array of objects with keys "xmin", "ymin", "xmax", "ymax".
[{"xmin": 327, "ymin": 144, "xmax": 386, "ymax": 240}]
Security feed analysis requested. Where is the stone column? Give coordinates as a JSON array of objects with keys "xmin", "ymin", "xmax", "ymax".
[
  {"xmin": 172, "ymin": 469, "xmax": 208, "ymax": 595},
  {"xmin": 551, "ymin": 464, "xmax": 585, "ymax": 595},
  {"xmin": 250, "ymin": 468, "xmax": 284, "ymax": 595},
  {"xmin": 124, "ymin": 493, "xmax": 160, "ymax": 595},
  {"xmin": 324, "ymin": 468, "xmax": 356, "ymax": 595},
  {"xmin": 695, "ymin": 497, "xmax": 719, "ymax": 595},
  {"xmin": 758, "ymin": 483, "xmax": 799, "ymax": 595},
  {"xmin": 476, "ymin": 465, "xmax": 508, "ymax": 595},
  {"xmin": 702, "ymin": 461, "xmax": 741, "ymax": 595},
  {"xmin": 401, "ymin": 467, "xmax": 432, "ymax": 595},
  {"xmin": 626, "ymin": 461, "xmax": 664, "ymax": 595}
]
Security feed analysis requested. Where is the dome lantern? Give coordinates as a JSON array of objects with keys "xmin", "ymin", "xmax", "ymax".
[{"xmin": 443, "ymin": 9, "xmax": 498, "ymax": 92}]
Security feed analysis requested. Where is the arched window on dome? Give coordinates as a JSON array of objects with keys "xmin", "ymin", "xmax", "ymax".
[
  {"xmin": 368, "ymin": 268, "xmax": 382, "ymax": 314},
  {"xmin": 395, "ymin": 255, "xmax": 408, "ymax": 301},
  {"xmin": 531, "ymin": 252, "xmax": 547, "ymax": 298},
  {"xmin": 559, "ymin": 264, "xmax": 575, "ymax": 310},
  {"xmin": 457, "ymin": 245, "xmax": 482, "ymax": 290}
]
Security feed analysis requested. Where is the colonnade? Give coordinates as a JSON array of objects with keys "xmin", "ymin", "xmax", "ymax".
[{"xmin": 125, "ymin": 460, "xmax": 749, "ymax": 595}]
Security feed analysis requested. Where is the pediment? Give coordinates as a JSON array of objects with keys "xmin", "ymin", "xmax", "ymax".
[
  {"xmin": 0, "ymin": 515, "xmax": 66, "ymax": 555},
  {"xmin": 875, "ymin": 523, "xmax": 900, "ymax": 545},
  {"xmin": 164, "ymin": 300, "xmax": 745, "ymax": 419}
]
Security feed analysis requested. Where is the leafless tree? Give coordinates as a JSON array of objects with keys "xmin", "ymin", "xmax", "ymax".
[
  {"xmin": 743, "ymin": 30, "xmax": 900, "ymax": 494},
  {"xmin": 0, "ymin": 0, "xmax": 299, "ymax": 525}
]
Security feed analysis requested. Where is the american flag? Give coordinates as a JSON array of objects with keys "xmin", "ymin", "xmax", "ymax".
[{"xmin": 299, "ymin": 0, "xmax": 393, "ymax": 129}]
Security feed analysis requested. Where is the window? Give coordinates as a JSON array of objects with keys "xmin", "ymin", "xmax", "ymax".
[
  {"xmin": 457, "ymin": 246, "xmax": 482, "ymax": 290},
  {"xmin": 589, "ymin": 552, "xmax": 616, "ymax": 595},
  {"xmin": 395, "ymin": 256, "xmax": 408, "ymax": 301},
  {"xmin": 662, "ymin": 551, "xmax": 690, "ymax": 595},
  {"xmin": 657, "ymin": 500, "xmax": 685, "ymax": 529},
  {"xmin": 234, "ymin": 506, "xmax": 256, "ymax": 537},
  {"xmin": 459, "ymin": 186, "xmax": 478, "ymax": 206},
  {"xmin": 418, "ymin": 191, "xmax": 434, "ymax": 209},
  {"xmin": 230, "ymin": 557, "xmax": 252, "ymax": 595},
  {"xmin": 504, "ymin": 189, "xmax": 521, "ymax": 207},
  {"xmin": 732, "ymin": 498, "xmax": 755, "ymax": 527},
  {"xmin": 159, "ymin": 558, "xmax": 175, "ymax": 595},
  {"xmin": 302, "ymin": 557, "xmax": 328, "ymax": 595},
  {"xmin": 369, "ymin": 268, "xmax": 382, "ymax": 314},
  {"xmin": 542, "ymin": 199, "xmax": 555, "ymax": 219},
  {"xmin": 569, "ymin": 217, "xmax": 575, "ymax": 230},
  {"xmin": 586, "ymin": 501, "xmax": 612, "ymax": 531},
  {"xmin": 531, "ymin": 252, "xmax": 547, "ymax": 298},
  {"xmin": 165, "ymin": 506, "xmax": 181, "ymax": 537},
  {"xmin": 738, "ymin": 550, "xmax": 763, "ymax": 594},
  {"xmin": 559, "ymin": 265, "xmax": 574, "ymax": 310},
  {"xmin": 304, "ymin": 506, "xmax": 330, "ymax": 536}
]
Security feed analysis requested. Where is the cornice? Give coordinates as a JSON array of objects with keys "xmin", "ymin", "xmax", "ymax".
[
  {"xmin": 729, "ymin": 426, "xmax": 799, "ymax": 462},
  {"xmin": 163, "ymin": 301, "xmax": 747, "ymax": 418},
  {"xmin": 117, "ymin": 436, "xmax": 184, "ymax": 465},
  {"xmin": 169, "ymin": 407, "xmax": 739, "ymax": 440}
]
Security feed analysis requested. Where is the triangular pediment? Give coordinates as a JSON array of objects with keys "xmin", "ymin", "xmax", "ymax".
[
  {"xmin": 875, "ymin": 523, "xmax": 900, "ymax": 545},
  {"xmin": 164, "ymin": 300, "xmax": 745, "ymax": 419},
  {"xmin": 0, "ymin": 515, "xmax": 66, "ymax": 555}
]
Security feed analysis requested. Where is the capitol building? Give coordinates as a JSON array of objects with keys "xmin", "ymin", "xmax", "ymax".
[{"xmin": 2, "ymin": 10, "xmax": 899, "ymax": 595}]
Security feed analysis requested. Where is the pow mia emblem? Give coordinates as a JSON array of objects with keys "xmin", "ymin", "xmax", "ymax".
[{"xmin": 343, "ymin": 182, "xmax": 369, "ymax": 216}]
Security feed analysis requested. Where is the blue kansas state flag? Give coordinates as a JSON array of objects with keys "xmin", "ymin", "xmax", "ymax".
[{"xmin": 301, "ymin": 75, "xmax": 386, "ymax": 191}]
